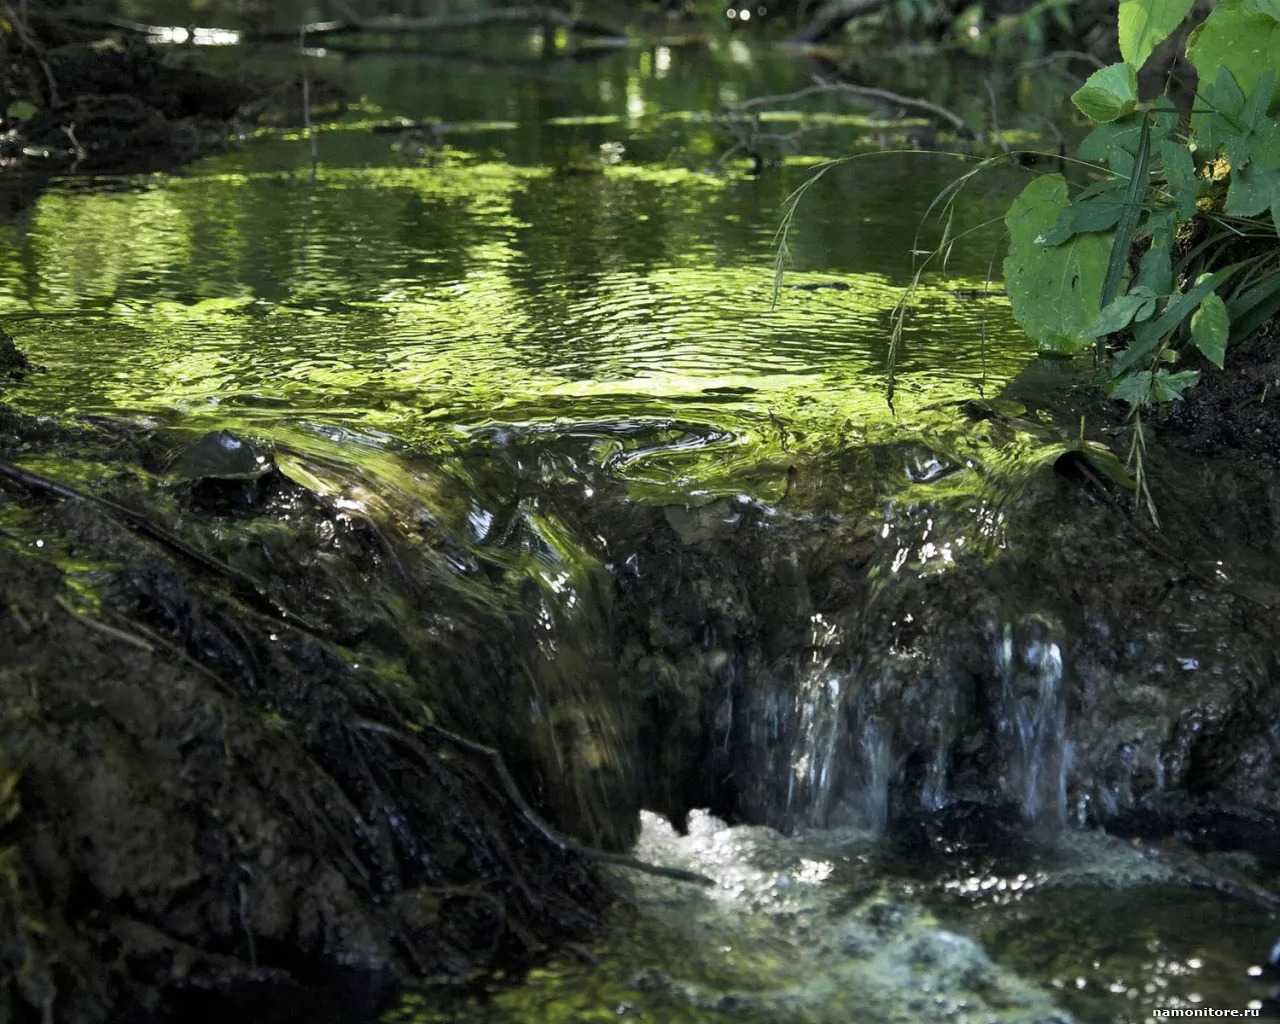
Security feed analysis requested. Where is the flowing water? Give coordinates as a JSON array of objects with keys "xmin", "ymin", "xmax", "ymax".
[{"xmin": 2, "ymin": 27, "xmax": 1278, "ymax": 1024}]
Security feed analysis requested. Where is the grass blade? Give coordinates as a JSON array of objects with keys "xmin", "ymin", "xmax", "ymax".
[{"xmin": 1101, "ymin": 114, "xmax": 1151, "ymax": 310}]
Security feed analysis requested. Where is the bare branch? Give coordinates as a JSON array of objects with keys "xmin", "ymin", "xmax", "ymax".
[
  {"xmin": 731, "ymin": 78, "xmax": 973, "ymax": 137},
  {"xmin": 789, "ymin": 0, "xmax": 895, "ymax": 43},
  {"xmin": 253, "ymin": 7, "xmax": 626, "ymax": 43}
]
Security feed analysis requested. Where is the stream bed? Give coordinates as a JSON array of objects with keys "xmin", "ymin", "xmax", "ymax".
[{"xmin": 2, "ymin": 27, "xmax": 1279, "ymax": 1024}]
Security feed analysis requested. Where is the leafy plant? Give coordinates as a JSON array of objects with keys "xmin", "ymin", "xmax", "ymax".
[
  {"xmin": 989, "ymin": 0, "xmax": 1280, "ymax": 516},
  {"xmin": 773, "ymin": 1, "xmax": 1279, "ymax": 521}
]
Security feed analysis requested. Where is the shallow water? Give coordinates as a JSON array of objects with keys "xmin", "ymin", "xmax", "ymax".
[{"xmin": 2, "ymin": 29, "xmax": 1278, "ymax": 1024}]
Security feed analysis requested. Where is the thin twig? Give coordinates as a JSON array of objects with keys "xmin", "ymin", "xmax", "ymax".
[
  {"xmin": 352, "ymin": 718, "xmax": 716, "ymax": 887},
  {"xmin": 731, "ymin": 79, "xmax": 972, "ymax": 137},
  {"xmin": 54, "ymin": 596, "xmax": 154, "ymax": 652},
  {"xmin": 788, "ymin": 0, "xmax": 895, "ymax": 43}
]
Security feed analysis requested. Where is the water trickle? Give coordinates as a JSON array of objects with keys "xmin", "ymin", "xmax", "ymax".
[
  {"xmin": 856, "ymin": 717, "xmax": 894, "ymax": 837},
  {"xmin": 785, "ymin": 612, "xmax": 846, "ymax": 828},
  {"xmin": 993, "ymin": 619, "xmax": 1073, "ymax": 830}
]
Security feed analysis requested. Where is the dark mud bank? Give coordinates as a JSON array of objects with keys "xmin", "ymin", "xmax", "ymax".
[{"xmin": 0, "ymin": 404, "xmax": 612, "ymax": 1020}]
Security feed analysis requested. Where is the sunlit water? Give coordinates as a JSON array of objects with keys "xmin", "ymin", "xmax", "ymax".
[{"xmin": 2, "ymin": 33, "xmax": 1277, "ymax": 1024}]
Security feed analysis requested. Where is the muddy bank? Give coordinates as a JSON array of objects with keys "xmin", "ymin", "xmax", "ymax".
[
  {"xmin": 0, "ymin": 372, "xmax": 621, "ymax": 1021},
  {"xmin": 1, "ymin": 22, "xmax": 342, "ymax": 196}
]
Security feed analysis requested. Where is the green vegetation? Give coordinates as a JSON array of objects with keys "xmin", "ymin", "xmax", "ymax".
[
  {"xmin": 777, "ymin": 0, "xmax": 1280, "ymax": 518},
  {"xmin": 997, "ymin": 0, "xmax": 1280, "ymax": 515}
]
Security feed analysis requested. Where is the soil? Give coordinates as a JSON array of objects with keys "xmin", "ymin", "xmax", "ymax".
[{"xmin": 1156, "ymin": 317, "xmax": 1280, "ymax": 461}]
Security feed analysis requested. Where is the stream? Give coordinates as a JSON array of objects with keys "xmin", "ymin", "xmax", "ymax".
[{"xmin": 2, "ymin": 25, "xmax": 1278, "ymax": 1024}]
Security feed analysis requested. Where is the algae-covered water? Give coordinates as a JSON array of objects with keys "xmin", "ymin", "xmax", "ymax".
[{"xmin": 2, "ymin": 29, "xmax": 1278, "ymax": 1024}]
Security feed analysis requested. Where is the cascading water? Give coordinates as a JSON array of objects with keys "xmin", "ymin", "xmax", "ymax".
[{"xmin": 993, "ymin": 618, "xmax": 1073, "ymax": 831}]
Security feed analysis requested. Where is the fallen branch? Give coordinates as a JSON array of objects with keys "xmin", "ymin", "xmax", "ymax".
[
  {"xmin": 789, "ymin": 0, "xmax": 894, "ymax": 43},
  {"xmin": 731, "ymin": 77, "xmax": 972, "ymax": 137},
  {"xmin": 249, "ymin": 7, "xmax": 627, "ymax": 43}
]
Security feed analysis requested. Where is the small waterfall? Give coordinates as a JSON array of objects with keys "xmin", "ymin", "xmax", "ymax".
[
  {"xmin": 857, "ymin": 717, "xmax": 893, "ymax": 836},
  {"xmin": 785, "ymin": 613, "xmax": 846, "ymax": 828},
  {"xmin": 993, "ymin": 620, "xmax": 1073, "ymax": 830}
]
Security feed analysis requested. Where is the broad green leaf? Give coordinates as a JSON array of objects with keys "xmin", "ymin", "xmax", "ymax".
[
  {"xmin": 1151, "ymin": 368, "xmax": 1201, "ymax": 401},
  {"xmin": 1194, "ymin": 65, "xmax": 1247, "ymax": 153},
  {"xmin": 1151, "ymin": 95, "xmax": 1181, "ymax": 139},
  {"xmin": 1037, "ymin": 193, "xmax": 1125, "ymax": 245},
  {"xmin": 1072, "ymin": 64, "xmax": 1140, "ymax": 123},
  {"xmin": 1086, "ymin": 288, "xmax": 1160, "ymax": 336},
  {"xmin": 1158, "ymin": 139, "xmax": 1201, "ymax": 218},
  {"xmin": 1186, "ymin": 4, "xmax": 1280, "ymax": 114},
  {"xmin": 1138, "ymin": 208, "xmax": 1176, "ymax": 294},
  {"xmin": 1225, "ymin": 165, "xmax": 1280, "ymax": 215},
  {"xmin": 1274, "ymin": 198, "xmax": 1280, "ymax": 235},
  {"xmin": 1241, "ymin": 0, "xmax": 1280, "ymax": 17},
  {"xmin": 1120, "ymin": 0, "xmax": 1196, "ymax": 69},
  {"xmin": 1079, "ymin": 120, "xmax": 1145, "ymax": 175},
  {"xmin": 1003, "ymin": 174, "xmax": 1113, "ymax": 354},
  {"xmin": 1190, "ymin": 291, "xmax": 1229, "ymax": 367},
  {"xmin": 1241, "ymin": 69, "xmax": 1278, "ymax": 130},
  {"xmin": 1109, "ymin": 368, "xmax": 1199, "ymax": 406},
  {"xmin": 1253, "ymin": 119, "xmax": 1280, "ymax": 169}
]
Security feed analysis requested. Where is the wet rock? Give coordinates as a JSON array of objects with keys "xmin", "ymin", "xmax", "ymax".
[
  {"xmin": 167, "ymin": 431, "xmax": 274, "ymax": 483},
  {"xmin": 0, "ymin": 412, "xmax": 610, "ymax": 1024},
  {"xmin": 0, "ymin": 329, "xmax": 39, "ymax": 381}
]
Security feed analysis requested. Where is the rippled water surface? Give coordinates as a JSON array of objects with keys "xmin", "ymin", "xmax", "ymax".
[{"xmin": 0, "ymin": 41, "xmax": 1035, "ymax": 494}]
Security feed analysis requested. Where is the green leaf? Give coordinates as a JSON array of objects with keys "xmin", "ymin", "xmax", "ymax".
[
  {"xmin": 1225, "ymin": 165, "xmax": 1280, "ymax": 215},
  {"xmin": 1190, "ymin": 291, "xmax": 1229, "ymax": 367},
  {"xmin": 1241, "ymin": 69, "xmax": 1278, "ymax": 130},
  {"xmin": 1186, "ymin": 4, "xmax": 1280, "ymax": 115},
  {"xmin": 1151, "ymin": 368, "xmax": 1201, "ymax": 401},
  {"xmin": 1241, "ymin": 0, "xmax": 1280, "ymax": 17},
  {"xmin": 1110, "ymin": 368, "xmax": 1199, "ymax": 406},
  {"xmin": 1274, "ymin": 198, "xmax": 1280, "ymax": 236},
  {"xmin": 1115, "ymin": 260, "xmax": 1249, "ymax": 376},
  {"xmin": 1228, "ymin": 270, "xmax": 1280, "ymax": 340},
  {"xmin": 1079, "ymin": 120, "xmax": 1146, "ymax": 175},
  {"xmin": 1037, "ymin": 193, "xmax": 1125, "ymax": 245},
  {"xmin": 1003, "ymin": 174, "xmax": 1114, "ymax": 355},
  {"xmin": 1120, "ymin": 0, "xmax": 1196, "ymax": 70},
  {"xmin": 1108, "ymin": 370, "xmax": 1153, "ymax": 405},
  {"xmin": 1103, "ymin": 114, "xmax": 1152, "ymax": 310},
  {"xmin": 1138, "ymin": 208, "xmax": 1176, "ymax": 294},
  {"xmin": 3, "ymin": 100, "xmax": 36, "ymax": 121},
  {"xmin": 1081, "ymin": 443, "xmax": 1138, "ymax": 490},
  {"xmin": 1194, "ymin": 65, "xmax": 1247, "ymax": 154},
  {"xmin": 1072, "ymin": 64, "xmax": 1140, "ymax": 123},
  {"xmin": 1086, "ymin": 287, "xmax": 1160, "ymax": 336},
  {"xmin": 1151, "ymin": 95, "xmax": 1181, "ymax": 139},
  {"xmin": 1253, "ymin": 119, "xmax": 1280, "ymax": 169},
  {"xmin": 1158, "ymin": 139, "xmax": 1202, "ymax": 218}
]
